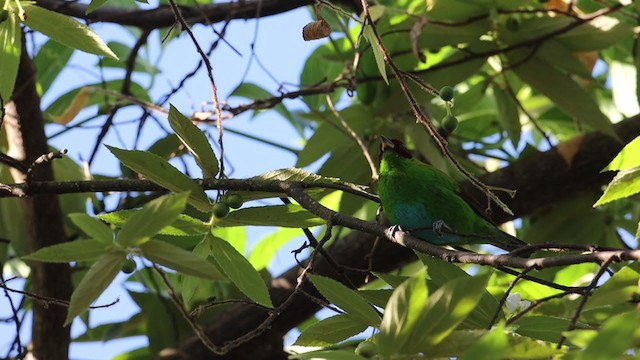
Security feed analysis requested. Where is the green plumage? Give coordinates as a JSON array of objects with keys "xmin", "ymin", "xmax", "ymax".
[{"xmin": 377, "ymin": 136, "xmax": 526, "ymax": 251}]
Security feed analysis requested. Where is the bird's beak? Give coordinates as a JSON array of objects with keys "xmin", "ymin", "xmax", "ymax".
[{"xmin": 380, "ymin": 136, "xmax": 395, "ymax": 151}]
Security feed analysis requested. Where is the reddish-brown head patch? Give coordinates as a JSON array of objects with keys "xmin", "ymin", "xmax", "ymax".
[{"xmin": 379, "ymin": 136, "xmax": 413, "ymax": 163}]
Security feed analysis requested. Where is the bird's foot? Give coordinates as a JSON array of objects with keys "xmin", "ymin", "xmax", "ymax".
[
  {"xmin": 388, "ymin": 224, "xmax": 404, "ymax": 237},
  {"xmin": 432, "ymin": 220, "xmax": 453, "ymax": 237}
]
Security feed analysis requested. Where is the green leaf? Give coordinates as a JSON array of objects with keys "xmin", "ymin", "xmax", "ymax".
[
  {"xmin": 536, "ymin": 40, "xmax": 592, "ymax": 79},
  {"xmin": 180, "ymin": 236, "xmax": 210, "ymax": 305},
  {"xmin": 86, "ymin": 0, "xmax": 109, "ymax": 14},
  {"xmin": 363, "ymin": 24, "xmax": 388, "ymax": 84},
  {"xmin": 101, "ymin": 41, "xmax": 159, "ymax": 75},
  {"xmin": 605, "ymin": 135, "xmax": 640, "ymax": 171},
  {"xmin": 229, "ymin": 82, "xmax": 295, "ymax": 127},
  {"xmin": 378, "ymin": 269, "xmax": 429, "ymax": 356},
  {"xmin": 294, "ymin": 350, "xmax": 364, "ymax": 360},
  {"xmin": 23, "ymin": 239, "xmax": 113, "ymax": 263},
  {"xmin": 139, "ymin": 239, "xmax": 223, "ymax": 280},
  {"xmin": 116, "ymin": 192, "xmax": 189, "ymax": 247},
  {"xmin": 418, "ymin": 254, "xmax": 501, "ymax": 328},
  {"xmin": 106, "ymin": 146, "xmax": 211, "ymax": 212},
  {"xmin": 249, "ymin": 228, "xmax": 301, "ymax": 270},
  {"xmin": 610, "ymin": 61, "xmax": 640, "ymax": 118},
  {"xmin": 514, "ymin": 315, "xmax": 572, "ymax": 343},
  {"xmin": 300, "ymin": 38, "xmax": 349, "ymax": 110},
  {"xmin": 208, "ymin": 235, "xmax": 273, "ymax": 307},
  {"xmin": 459, "ymin": 324, "xmax": 508, "ymax": 360},
  {"xmin": 586, "ymin": 264, "xmax": 640, "ymax": 309},
  {"xmin": 294, "ymin": 313, "xmax": 367, "ymax": 347},
  {"xmin": 128, "ymin": 291, "xmax": 190, "ymax": 355},
  {"xmin": 69, "ymin": 213, "xmax": 113, "ymax": 245},
  {"xmin": 412, "ymin": 274, "xmax": 490, "ymax": 352},
  {"xmin": 252, "ymin": 167, "xmax": 340, "ymax": 184},
  {"xmin": 372, "ymin": 271, "xmax": 410, "ymax": 288},
  {"xmin": 593, "ymin": 166, "xmax": 640, "ymax": 207},
  {"xmin": 359, "ymin": 289, "xmax": 394, "ymax": 308},
  {"xmin": 22, "ymin": 5, "xmax": 117, "ymax": 59},
  {"xmin": 308, "ymin": 274, "xmax": 380, "ymax": 327},
  {"xmin": 34, "ymin": 39, "xmax": 74, "ymax": 95},
  {"xmin": 557, "ymin": 16, "xmax": 633, "ymax": 52},
  {"xmin": 379, "ymin": 268, "xmax": 490, "ymax": 356},
  {"xmin": 0, "ymin": 11, "xmax": 20, "ymax": 101},
  {"xmin": 509, "ymin": 52, "xmax": 617, "ymax": 139},
  {"xmin": 44, "ymin": 80, "xmax": 151, "ymax": 121},
  {"xmin": 214, "ymin": 204, "xmax": 325, "ymax": 228},
  {"xmin": 99, "ymin": 211, "xmax": 208, "ymax": 237},
  {"xmin": 65, "ymin": 249, "xmax": 125, "ymax": 325},
  {"xmin": 492, "ymin": 83, "xmax": 521, "ymax": 147},
  {"xmin": 168, "ymin": 105, "xmax": 219, "ymax": 178},
  {"xmin": 580, "ymin": 312, "xmax": 640, "ymax": 359}
]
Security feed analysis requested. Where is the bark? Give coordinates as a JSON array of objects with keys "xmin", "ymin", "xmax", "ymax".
[
  {"xmin": 35, "ymin": 0, "xmax": 361, "ymax": 30},
  {"xmin": 159, "ymin": 116, "xmax": 640, "ymax": 359},
  {"xmin": 3, "ymin": 37, "xmax": 72, "ymax": 360}
]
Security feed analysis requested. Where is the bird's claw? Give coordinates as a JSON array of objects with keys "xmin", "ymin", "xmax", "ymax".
[
  {"xmin": 432, "ymin": 220, "xmax": 453, "ymax": 237},
  {"xmin": 388, "ymin": 224, "xmax": 404, "ymax": 237}
]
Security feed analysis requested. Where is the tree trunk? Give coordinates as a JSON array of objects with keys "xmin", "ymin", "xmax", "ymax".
[{"xmin": 4, "ymin": 34, "xmax": 72, "ymax": 360}]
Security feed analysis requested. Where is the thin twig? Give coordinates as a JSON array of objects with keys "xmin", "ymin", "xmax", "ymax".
[
  {"xmin": 557, "ymin": 256, "xmax": 616, "ymax": 347},
  {"xmin": 325, "ymin": 94, "xmax": 379, "ymax": 181}
]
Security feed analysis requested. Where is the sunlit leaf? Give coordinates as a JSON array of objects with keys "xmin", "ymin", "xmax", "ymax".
[
  {"xmin": 459, "ymin": 324, "xmax": 508, "ymax": 360},
  {"xmin": 294, "ymin": 313, "xmax": 367, "ymax": 347},
  {"xmin": 65, "ymin": 249, "xmax": 125, "ymax": 325},
  {"xmin": 99, "ymin": 211, "xmax": 209, "ymax": 237},
  {"xmin": 34, "ymin": 39, "xmax": 74, "ymax": 95},
  {"xmin": 139, "ymin": 239, "xmax": 223, "ymax": 280},
  {"xmin": 69, "ymin": 213, "xmax": 113, "ymax": 244},
  {"xmin": 116, "ymin": 192, "xmax": 189, "ymax": 247},
  {"xmin": 586, "ymin": 264, "xmax": 640, "ymax": 309},
  {"xmin": 23, "ymin": 5, "xmax": 117, "ymax": 59},
  {"xmin": 604, "ymin": 135, "xmax": 640, "ymax": 171},
  {"xmin": 23, "ymin": 239, "xmax": 113, "ymax": 263},
  {"xmin": 0, "ymin": 11, "xmax": 20, "ymax": 101},
  {"xmin": 168, "ymin": 105, "xmax": 219, "ymax": 178},
  {"xmin": 106, "ymin": 146, "xmax": 211, "ymax": 212},
  {"xmin": 214, "ymin": 204, "xmax": 325, "ymax": 228},
  {"xmin": 308, "ymin": 274, "xmax": 380, "ymax": 327},
  {"xmin": 580, "ymin": 312, "xmax": 640, "ymax": 358},
  {"xmin": 208, "ymin": 235, "xmax": 273, "ymax": 307},
  {"xmin": 363, "ymin": 24, "xmax": 388, "ymax": 84},
  {"xmin": 593, "ymin": 166, "xmax": 640, "ymax": 207},
  {"xmin": 249, "ymin": 228, "xmax": 301, "ymax": 270}
]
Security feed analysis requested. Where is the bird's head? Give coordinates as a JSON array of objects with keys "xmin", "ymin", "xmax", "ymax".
[{"xmin": 379, "ymin": 136, "xmax": 413, "ymax": 165}]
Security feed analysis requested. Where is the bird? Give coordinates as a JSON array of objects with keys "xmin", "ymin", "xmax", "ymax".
[{"xmin": 377, "ymin": 136, "xmax": 527, "ymax": 251}]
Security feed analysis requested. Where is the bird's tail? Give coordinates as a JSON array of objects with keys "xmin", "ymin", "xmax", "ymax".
[{"xmin": 487, "ymin": 229, "xmax": 528, "ymax": 252}]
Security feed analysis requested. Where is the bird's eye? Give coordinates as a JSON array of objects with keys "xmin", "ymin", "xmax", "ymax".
[{"xmin": 391, "ymin": 140, "xmax": 412, "ymax": 159}]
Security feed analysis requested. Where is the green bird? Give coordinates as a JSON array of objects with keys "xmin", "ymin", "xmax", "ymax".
[{"xmin": 377, "ymin": 136, "xmax": 527, "ymax": 251}]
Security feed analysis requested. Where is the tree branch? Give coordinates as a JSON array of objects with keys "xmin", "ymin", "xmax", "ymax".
[{"xmin": 34, "ymin": 0, "xmax": 358, "ymax": 30}]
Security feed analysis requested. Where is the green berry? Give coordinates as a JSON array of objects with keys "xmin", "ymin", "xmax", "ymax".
[
  {"xmin": 0, "ymin": 10, "xmax": 8, "ymax": 24},
  {"xmin": 121, "ymin": 258, "xmax": 136, "ymax": 274},
  {"xmin": 439, "ymin": 86, "xmax": 454, "ymax": 101},
  {"xmin": 355, "ymin": 341, "xmax": 378, "ymax": 358},
  {"xmin": 441, "ymin": 115, "xmax": 459, "ymax": 133},
  {"xmin": 226, "ymin": 194, "xmax": 244, "ymax": 209},
  {"xmin": 213, "ymin": 201, "xmax": 230, "ymax": 218}
]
